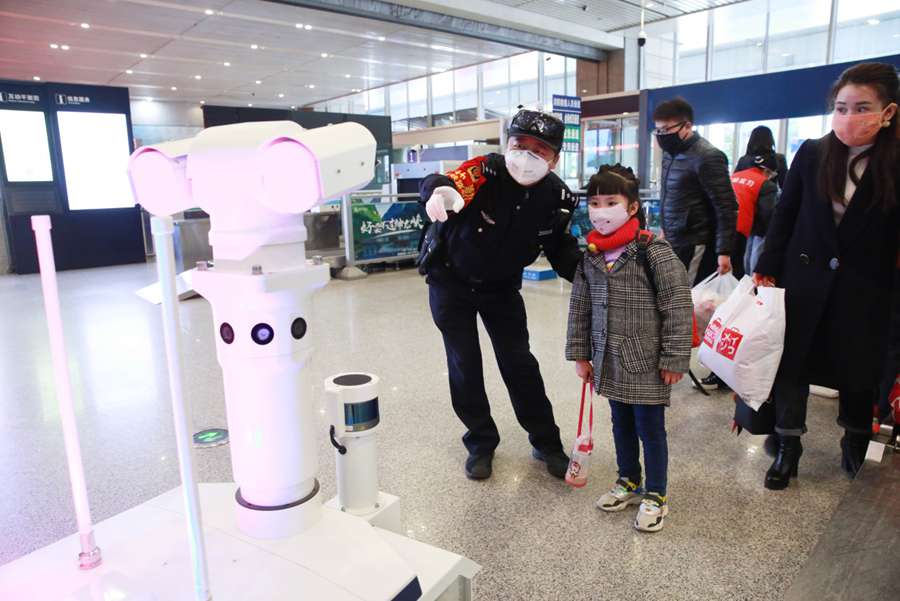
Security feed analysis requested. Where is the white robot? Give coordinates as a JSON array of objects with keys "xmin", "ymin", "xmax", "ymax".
[{"xmin": 129, "ymin": 121, "xmax": 423, "ymax": 600}]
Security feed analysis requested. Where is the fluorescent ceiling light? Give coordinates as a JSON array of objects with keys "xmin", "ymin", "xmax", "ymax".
[
  {"xmin": 125, "ymin": 69, "xmax": 133, "ymax": 74},
  {"xmin": 224, "ymin": 61, "xmax": 231, "ymax": 66},
  {"xmin": 33, "ymin": 76, "xmax": 41, "ymax": 81},
  {"xmin": 80, "ymin": 23, "xmax": 90, "ymax": 29},
  {"xmin": 378, "ymin": 36, "xmax": 386, "ymax": 42},
  {"xmin": 200, "ymin": 100, "xmax": 205, "ymax": 104},
  {"xmin": 171, "ymin": 86, "xmax": 177, "ymax": 91},
  {"xmin": 205, "ymin": 9, "xmax": 214, "ymax": 15},
  {"xmin": 278, "ymin": 93, "xmax": 285, "ymax": 98},
  {"xmin": 50, "ymin": 43, "xmax": 59, "ymax": 49},
  {"xmin": 255, "ymin": 80, "xmax": 261, "ymax": 85},
  {"xmin": 345, "ymin": 74, "xmax": 351, "ymax": 78},
  {"xmin": 295, "ymin": 23, "xmax": 303, "ymax": 28},
  {"xmin": 61, "ymin": 45, "xmax": 70, "ymax": 50},
  {"xmin": 140, "ymin": 53, "xmax": 148, "ymax": 58},
  {"xmin": 320, "ymin": 52, "xmax": 328, "ymax": 58},
  {"xmin": 248, "ymin": 103, "xmax": 253, "ymax": 107},
  {"xmin": 251, "ymin": 44, "xmax": 258, "ymax": 49},
  {"xmin": 304, "ymin": 24, "xmax": 312, "ymax": 30}
]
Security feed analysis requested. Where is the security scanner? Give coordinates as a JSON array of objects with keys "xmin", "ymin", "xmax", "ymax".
[{"xmin": 0, "ymin": 120, "xmax": 479, "ymax": 601}]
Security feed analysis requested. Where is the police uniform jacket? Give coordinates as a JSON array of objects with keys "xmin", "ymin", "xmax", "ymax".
[
  {"xmin": 755, "ymin": 137, "xmax": 900, "ymax": 391},
  {"xmin": 419, "ymin": 153, "xmax": 581, "ymax": 289},
  {"xmin": 565, "ymin": 238, "xmax": 694, "ymax": 405}
]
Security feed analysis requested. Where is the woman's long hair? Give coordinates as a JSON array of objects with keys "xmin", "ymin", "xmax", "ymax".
[
  {"xmin": 746, "ymin": 126, "xmax": 776, "ymax": 156},
  {"xmin": 587, "ymin": 164, "xmax": 646, "ymax": 228},
  {"xmin": 819, "ymin": 62, "xmax": 899, "ymax": 212}
]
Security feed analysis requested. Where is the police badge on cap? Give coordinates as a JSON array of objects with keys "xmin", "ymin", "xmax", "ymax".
[{"xmin": 508, "ymin": 109, "xmax": 565, "ymax": 153}]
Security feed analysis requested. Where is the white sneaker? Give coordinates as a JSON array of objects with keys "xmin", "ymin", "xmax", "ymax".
[
  {"xmin": 634, "ymin": 493, "xmax": 668, "ymax": 532},
  {"xmin": 595, "ymin": 478, "xmax": 643, "ymax": 513}
]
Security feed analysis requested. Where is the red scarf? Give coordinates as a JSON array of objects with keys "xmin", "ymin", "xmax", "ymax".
[{"xmin": 586, "ymin": 218, "xmax": 640, "ymax": 254}]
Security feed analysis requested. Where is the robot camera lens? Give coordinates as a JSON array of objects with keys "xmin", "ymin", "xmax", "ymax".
[
  {"xmin": 291, "ymin": 318, "xmax": 307, "ymax": 339},
  {"xmin": 220, "ymin": 322, "xmax": 235, "ymax": 344},
  {"xmin": 251, "ymin": 323, "xmax": 274, "ymax": 345}
]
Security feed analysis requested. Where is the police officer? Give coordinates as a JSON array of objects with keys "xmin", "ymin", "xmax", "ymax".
[{"xmin": 420, "ymin": 109, "xmax": 581, "ymax": 480}]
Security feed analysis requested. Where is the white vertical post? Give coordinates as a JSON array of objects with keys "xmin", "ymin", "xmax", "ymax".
[
  {"xmin": 30, "ymin": 215, "xmax": 102, "ymax": 570},
  {"xmin": 150, "ymin": 216, "xmax": 212, "ymax": 601}
]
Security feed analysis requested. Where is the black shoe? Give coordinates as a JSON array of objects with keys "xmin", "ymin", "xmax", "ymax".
[
  {"xmin": 763, "ymin": 433, "xmax": 779, "ymax": 458},
  {"xmin": 465, "ymin": 453, "xmax": 493, "ymax": 480},
  {"xmin": 764, "ymin": 436, "xmax": 802, "ymax": 490},
  {"xmin": 532, "ymin": 448, "xmax": 569, "ymax": 479},
  {"xmin": 698, "ymin": 373, "xmax": 730, "ymax": 391},
  {"xmin": 840, "ymin": 431, "xmax": 871, "ymax": 477}
]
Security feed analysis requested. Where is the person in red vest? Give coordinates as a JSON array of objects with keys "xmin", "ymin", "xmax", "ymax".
[{"xmin": 730, "ymin": 152, "xmax": 779, "ymax": 278}]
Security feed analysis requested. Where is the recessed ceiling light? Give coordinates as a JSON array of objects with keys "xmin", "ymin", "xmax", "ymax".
[
  {"xmin": 295, "ymin": 23, "xmax": 303, "ymax": 28},
  {"xmin": 50, "ymin": 43, "xmax": 59, "ymax": 49},
  {"xmin": 291, "ymin": 105, "xmax": 296, "ymax": 109},
  {"xmin": 345, "ymin": 74, "xmax": 351, "ymax": 78},
  {"xmin": 140, "ymin": 53, "xmax": 148, "ymax": 58},
  {"xmin": 200, "ymin": 100, "xmax": 205, "ymax": 104},
  {"xmin": 320, "ymin": 52, "xmax": 328, "ymax": 58},
  {"xmin": 308, "ymin": 84, "xmax": 316, "ymax": 89},
  {"xmin": 377, "ymin": 36, "xmax": 386, "ymax": 42},
  {"xmin": 250, "ymin": 44, "xmax": 258, "ymax": 50},
  {"xmin": 33, "ymin": 76, "xmax": 41, "ymax": 81},
  {"xmin": 194, "ymin": 74, "xmax": 202, "ymax": 80},
  {"xmin": 80, "ymin": 23, "xmax": 90, "ymax": 29},
  {"xmin": 171, "ymin": 86, "xmax": 177, "ymax": 91},
  {"xmin": 126, "ymin": 69, "xmax": 133, "ymax": 74},
  {"xmin": 224, "ymin": 61, "xmax": 231, "ymax": 67},
  {"xmin": 61, "ymin": 44, "xmax": 70, "ymax": 50},
  {"xmin": 247, "ymin": 103, "xmax": 253, "ymax": 107},
  {"xmin": 278, "ymin": 93, "xmax": 285, "ymax": 98},
  {"xmin": 304, "ymin": 24, "xmax": 312, "ymax": 30},
  {"xmin": 205, "ymin": 9, "xmax": 214, "ymax": 15},
  {"xmin": 867, "ymin": 18, "xmax": 880, "ymax": 25},
  {"xmin": 255, "ymin": 80, "xmax": 261, "ymax": 85}
]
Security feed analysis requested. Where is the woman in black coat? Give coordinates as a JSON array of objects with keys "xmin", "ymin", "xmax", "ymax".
[{"xmin": 754, "ymin": 62, "xmax": 899, "ymax": 490}]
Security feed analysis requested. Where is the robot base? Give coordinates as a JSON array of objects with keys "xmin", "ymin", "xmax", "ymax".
[
  {"xmin": 235, "ymin": 480, "xmax": 322, "ymax": 539},
  {"xmin": 0, "ymin": 483, "xmax": 479, "ymax": 601}
]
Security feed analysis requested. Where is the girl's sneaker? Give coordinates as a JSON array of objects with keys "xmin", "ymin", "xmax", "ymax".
[
  {"xmin": 634, "ymin": 493, "xmax": 668, "ymax": 532},
  {"xmin": 595, "ymin": 478, "xmax": 643, "ymax": 512}
]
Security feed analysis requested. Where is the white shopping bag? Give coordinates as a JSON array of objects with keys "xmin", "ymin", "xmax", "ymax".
[
  {"xmin": 698, "ymin": 276, "xmax": 785, "ymax": 407},
  {"xmin": 691, "ymin": 272, "xmax": 740, "ymax": 336}
]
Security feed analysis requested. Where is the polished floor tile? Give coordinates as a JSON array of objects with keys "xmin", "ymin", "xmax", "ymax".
[{"xmin": 0, "ymin": 263, "xmax": 853, "ymax": 600}]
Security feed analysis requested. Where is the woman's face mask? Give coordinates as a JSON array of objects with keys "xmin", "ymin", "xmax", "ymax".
[
  {"xmin": 832, "ymin": 103, "xmax": 895, "ymax": 147},
  {"xmin": 506, "ymin": 149, "xmax": 550, "ymax": 186}
]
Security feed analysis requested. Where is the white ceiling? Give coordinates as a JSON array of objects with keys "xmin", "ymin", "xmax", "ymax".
[{"xmin": 0, "ymin": 0, "xmax": 533, "ymax": 108}]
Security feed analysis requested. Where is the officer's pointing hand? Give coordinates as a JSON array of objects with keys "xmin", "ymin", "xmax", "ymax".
[{"xmin": 426, "ymin": 186, "xmax": 465, "ymax": 222}]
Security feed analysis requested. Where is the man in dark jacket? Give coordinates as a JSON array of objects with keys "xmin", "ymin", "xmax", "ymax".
[
  {"xmin": 419, "ymin": 109, "xmax": 580, "ymax": 481},
  {"xmin": 653, "ymin": 98, "xmax": 738, "ymax": 285}
]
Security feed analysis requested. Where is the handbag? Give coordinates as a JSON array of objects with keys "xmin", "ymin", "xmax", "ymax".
[
  {"xmin": 732, "ymin": 394, "xmax": 775, "ymax": 435},
  {"xmin": 566, "ymin": 381, "xmax": 594, "ymax": 488}
]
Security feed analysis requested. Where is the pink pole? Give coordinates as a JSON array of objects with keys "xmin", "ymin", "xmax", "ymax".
[{"xmin": 31, "ymin": 215, "xmax": 101, "ymax": 570}]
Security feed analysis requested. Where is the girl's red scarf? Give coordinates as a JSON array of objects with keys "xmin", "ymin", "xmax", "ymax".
[{"xmin": 586, "ymin": 217, "xmax": 640, "ymax": 253}]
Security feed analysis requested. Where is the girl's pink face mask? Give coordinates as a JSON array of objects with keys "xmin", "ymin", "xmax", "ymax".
[{"xmin": 832, "ymin": 104, "xmax": 895, "ymax": 147}]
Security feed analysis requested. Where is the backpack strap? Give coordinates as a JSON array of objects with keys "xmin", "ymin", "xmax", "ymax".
[{"xmin": 635, "ymin": 229, "xmax": 657, "ymax": 296}]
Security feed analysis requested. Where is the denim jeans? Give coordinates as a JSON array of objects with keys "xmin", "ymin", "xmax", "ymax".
[{"xmin": 608, "ymin": 400, "xmax": 668, "ymax": 496}]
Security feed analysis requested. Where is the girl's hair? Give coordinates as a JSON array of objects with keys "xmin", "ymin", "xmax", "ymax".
[
  {"xmin": 586, "ymin": 164, "xmax": 646, "ymax": 228},
  {"xmin": 746, "ymin": 126, "xmax": 776, "ymax": 156},
  {"xmin": 819, "ymin": 62, "xmax": 899, "ymax": 212}
]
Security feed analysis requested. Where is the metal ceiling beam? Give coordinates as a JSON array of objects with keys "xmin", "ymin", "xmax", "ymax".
[{"xmin": 264, "ymin": 0, "xmax": 608, "ymax": 61}]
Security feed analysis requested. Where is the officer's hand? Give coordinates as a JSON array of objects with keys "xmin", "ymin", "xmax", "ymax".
[
  {"xmin": 425, "ymin": 186, "xmax": 465, "ymax": 222},
  {"xmin": 575, "ymin": 360, "xmax": 593, "ymax": 387}
]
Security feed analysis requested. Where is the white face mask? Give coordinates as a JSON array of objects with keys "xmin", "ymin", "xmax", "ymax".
[
  {"xmin": 506, "ymin": 149, "xmax": 550, "ymax": 186},
  {"xmin": 588, "ymin": 204, "xmax": 631, "ymax": 235}
]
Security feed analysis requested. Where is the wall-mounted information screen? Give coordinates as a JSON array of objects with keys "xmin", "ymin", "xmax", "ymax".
[
  {"xmin": 57, "ymin": 111, "xmax": 133, "ymax": 210},
  {"xmin": 0, "ymin": 109, "xmax": 54, "ymax": 182}
]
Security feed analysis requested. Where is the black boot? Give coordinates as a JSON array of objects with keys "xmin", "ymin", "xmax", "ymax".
[
  {"xmin": 764, "ymin": 436, "xmax": 802, "ymax": 490},
  {"xmin": 763, "ymin": 433, "xmax": 779, "ymax": 458},
  {"xmin": 840, "ymin": 432, "xmax": 871, "ymax": 477}
]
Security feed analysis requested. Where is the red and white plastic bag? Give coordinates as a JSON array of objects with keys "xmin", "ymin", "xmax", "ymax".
[
  {"xmin": 692, "ymin": 272, "xmax": 740, "ymax": 336},
  {"xmin": 566, "ymin": 382, "xmax": 594, "ymax": 488},
  {"xmin": 698, "ymin": 276, "xmax": 785, "ymax": 409}
]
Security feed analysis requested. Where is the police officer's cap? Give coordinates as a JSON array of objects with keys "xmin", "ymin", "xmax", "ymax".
[{"xmin": 508, "ymin": 109, "xmax": 565, "ymax": 154}]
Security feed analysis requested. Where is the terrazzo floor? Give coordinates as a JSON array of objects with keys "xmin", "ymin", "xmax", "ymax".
[{"xmin": 0, "ymin": 262, "xmax": 854, "ymax": 600}]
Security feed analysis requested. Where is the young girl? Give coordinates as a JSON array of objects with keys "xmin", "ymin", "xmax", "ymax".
[{"xmin": 566, "ymin": 164, "xmax": 693, "ymax": 532}]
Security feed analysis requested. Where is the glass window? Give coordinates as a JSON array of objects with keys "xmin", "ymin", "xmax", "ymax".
[
  {"xmin": 785, "ymin": 115, "xmax": 827, "ymax": 165},
  {"xmin": 711, "ymin": 0, "xmax": 766, "ymax": 80},
  {"xmin": 621, "ymin": 116, "xmax": 640, "ymax": 174},
  {"xmin": 543, "ymin": 54, "xmax": 566, "ymax": 111},
  {"xmin": 483, "ymin": 57, "xmax": 510, "ymax": 119},
  {"xmin": 408, "ymin": 77, "xmax": 428, "ymax": 129},
  {"xmin": 676, "ymin": 12, "xmax": 709, "ymax": 84},
  {"xmin": 834, "ymin": 0, "xmax": 900, "ymax": 63},
  {"xmin": 766, "ymin": 0, "xmax": 830, "ymax": 71},
  {"xmin": 705, "ymin": 123, "xmax": 737, "ymax": 169},
  {"xmin": 510, "ymin": 52, "xmax": 539, "ymax": 113},
  {"xmin": 454, "ymin": 66, "xmax": 477, "ymax": 122},
  {"xmin": 565, "ymin": 57, "xmax": 577, "ymax": 96},
  {"xmin": 389, "ymin": 81, "xmax": 408, "ymax": 119},
  {"xmin": 0, "ymin": 109, "xmax": 53, "ymax": 182},
  {"xmin": 367, "ymin": 88, "xmax": 385, "ymax": 116},
  {"xmin": 348, "ymin": 93, "xmax": 367, "ymax": 115},
  {"xmin": 431, "ymin": 70, "xmax": 454, "ymax": 126}
]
